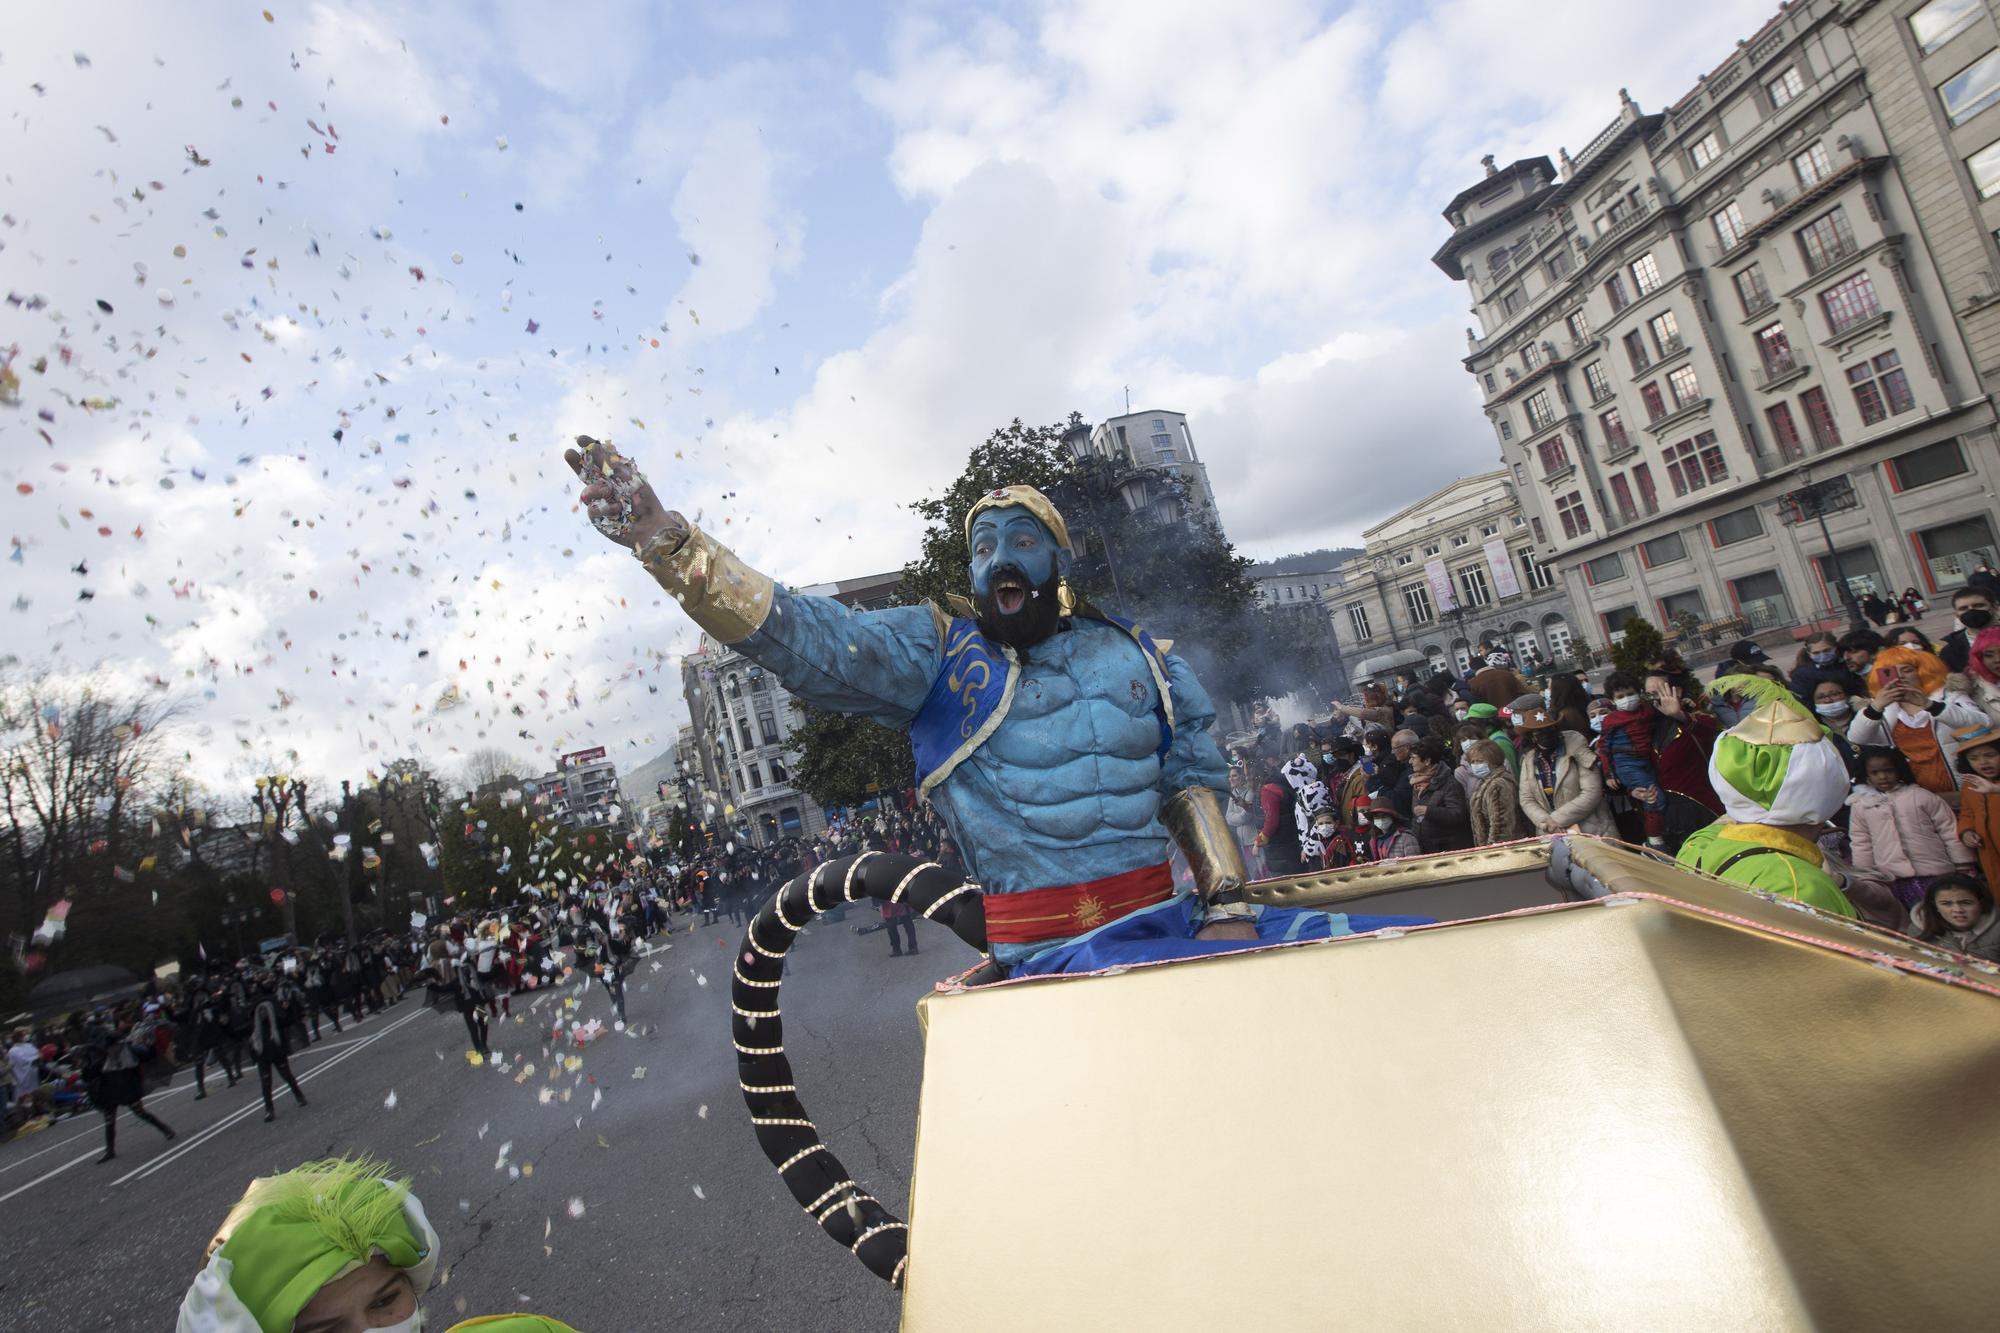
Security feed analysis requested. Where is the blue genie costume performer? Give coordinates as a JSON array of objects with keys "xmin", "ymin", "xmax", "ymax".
[{"xmin": 567, "ymin": 437, "xmax": 1422, "ymax": 975}]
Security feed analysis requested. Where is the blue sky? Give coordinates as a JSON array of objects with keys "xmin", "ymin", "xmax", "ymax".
[{"xmin": 2, "ymin": 0, "xmax": 1775, "ymax": 793}]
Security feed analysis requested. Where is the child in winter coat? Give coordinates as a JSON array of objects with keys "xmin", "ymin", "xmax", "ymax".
[
  {"xmin": 1952, "ymin": 722, "xmax": 2000, "ymax": 888},
  {"xmin": 1361, "ymin": 798, "xmax": 1420, "ymax": 863},
  {"xmin": 1595, "ymin": 672, "xmax": 1667, "ymax": 848},
  {"xmin": 1850, "ymin": 746, "xmax": 1975, "ymax": 911}
]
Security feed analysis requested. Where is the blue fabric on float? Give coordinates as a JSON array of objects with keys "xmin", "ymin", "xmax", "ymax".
[{"xmin": 1006, "ymin": 894, "xmax": 1434, "ymax": 978}]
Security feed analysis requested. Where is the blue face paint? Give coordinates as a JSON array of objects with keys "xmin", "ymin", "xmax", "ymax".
[{"xmin": 968, "ymin": 507, "xmax": 1069, "ymax": 598}]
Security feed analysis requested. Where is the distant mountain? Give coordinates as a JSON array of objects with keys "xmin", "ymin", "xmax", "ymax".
[{"xmin": 1246, "ymin": 546, "xmax": 1365, "ymax": 576}]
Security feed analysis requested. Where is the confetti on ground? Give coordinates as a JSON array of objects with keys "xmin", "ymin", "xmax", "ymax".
[
  {"xmin": 382, "ymin": 1090, "xmax": 398, "ymax": 1110},
  {"xmin": 692, "ymin": 1185, "xmax": 706, "ymax": 1200},
  {"xmin": 566, "ymin": 1197, "xmax": 586, "ymax": 1220}
]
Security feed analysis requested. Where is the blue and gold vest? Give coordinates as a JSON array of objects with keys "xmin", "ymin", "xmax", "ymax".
[{"xmin": 911, "ymin": 613, "xmax": 1175, "ymax": 796}]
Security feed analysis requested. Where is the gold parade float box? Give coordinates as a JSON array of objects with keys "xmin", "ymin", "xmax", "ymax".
[{"xmin": 898, "ymin": 838, "xmax": 2000, "ymax": 1331}]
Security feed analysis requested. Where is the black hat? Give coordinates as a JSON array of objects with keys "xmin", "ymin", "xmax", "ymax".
[{"xmin": 1726, "ymin": 639, "xmax": 1766, "ymax": 662}]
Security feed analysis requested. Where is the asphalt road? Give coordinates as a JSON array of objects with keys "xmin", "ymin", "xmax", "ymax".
[{"xmin": 0, "ymin": 906, "xmax": 976, "ymax": 1331}]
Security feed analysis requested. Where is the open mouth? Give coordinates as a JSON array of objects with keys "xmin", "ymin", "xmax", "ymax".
[{"xmin": 994, "ymin": 576, "xmax": 1028, "ymax": 615}]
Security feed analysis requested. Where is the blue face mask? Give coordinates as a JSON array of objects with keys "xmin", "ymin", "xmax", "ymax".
[
  {"xmin": 1810, "ymin": 650, "xmax": 1836, "ymax": 666},
  {"xmin": 968, "ymin": 507, "xmax": 1067, "ymax": 599},
  {"xmin": 1468, "ymin": 762, "xmax": 1492, "ymax": 778},
  {"xmin": 1361, "ymin": 758, "xmax": 1376, "ymax": 776}
]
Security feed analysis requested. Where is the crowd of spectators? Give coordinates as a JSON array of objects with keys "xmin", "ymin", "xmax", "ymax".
[{"xmin": 1228, "ymin": 587, "xmax": 2000, "ymax": 965}]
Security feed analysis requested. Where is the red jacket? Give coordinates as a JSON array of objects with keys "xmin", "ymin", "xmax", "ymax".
[{"xmin": 1653, "ymin": 712, "xmax": 1723, "ymax": 814}]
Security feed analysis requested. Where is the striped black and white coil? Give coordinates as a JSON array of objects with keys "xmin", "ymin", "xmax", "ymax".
[{"xmin": 731, "ymin": 852, "xmax": 987, "ymax": 1289}]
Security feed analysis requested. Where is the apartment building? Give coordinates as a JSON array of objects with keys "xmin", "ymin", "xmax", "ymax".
[
  {"xmin": 1330, "ymin": 470, "xmax": 1580, "ymax": 678},
  {"xmin": 1082, "ymin": 409, "xmax": 1225, "ymax": 529},
  {"xmin": 1434, "ymin": 0, "xmax": 2000, "ymax": 646}
]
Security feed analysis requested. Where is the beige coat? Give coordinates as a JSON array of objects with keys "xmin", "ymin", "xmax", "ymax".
[{"xmin": 1517, "ymin": 731, "xmax": 1616, "ymax": 837}]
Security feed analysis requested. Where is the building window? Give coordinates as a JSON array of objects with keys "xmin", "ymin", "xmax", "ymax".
[
  {"xmin": 1583, "ymin": 553, "xmax": 1626, "ymax": 584},
  {"xmin": 1498, "ymin": 418, "xmax": 1514, "ymax": 441},
  {"xmin": 1396, "ymin": 552, "xmax": 1413, "ymax": 566},
  {"xmin": 1404, "ymin": 583, "xmax": 1436, "ymax": 624},
  {"xmin": 1664, "ymin": 431, "xmax": 1727, "ymax": 495},
  {"xmin": 1423, "ymin": 542, "xmax": 1441, "ymax": 557},
  {"xmin": 1661, "ymin": 588, "xmax": 1709, "ymax": 623},
  {"xmin": 1584, "ymin": 361, "xmax": 1612, "ymax": 401},
  {"xmin": 1151, "ymin": 431, "xmax": 1176, "ymax": 461},
  {"xmin": 1939, "ymin": 48, "xmax": 2000, "ymax": 126},
  {"xmin": 1480, "ymin": 523, "xmax": 1499, "ymax": 537},
  {"xmin": 1642, "ymin": 531, "xmax": 1689, "ymax": 566},
  {"xmin": 1668, "ymin": 364, "xmax": 1702, "ymax": 409},
  {"xmin": 1631, "ymin": 253, "xmax": 1662, "ymax": 296},
  {"xmin": 1483, "ymin": 372, "xmax": 1497, "ymax": 392},
  {"xmin": 1457, "ymin": 565, "xmax": 1493, "ymax": 606},
  {"xmin": 1522, "ymin": 341, "xmax": 1544, "ymax": 371},
  {"xmin": 1566, "ymin": 309, "xmax": 1591, "ymax": 343},
  {"xmin": 747, "ymin": 763, "xmax": 764, "ymax": 790},
  {"xmin": 1548, "ymin": 248, "xmax": 1575, "ymax": 282},
  {"xmin": 1609, "ymin": 473, "xmax": 1638, "ymax": 523},
  {"xmin": 770, "ymin": 760, "xmax": 788, "ymax": 784},
  {"xmin": 1599, "ymin": 406, "xmax": 1629, "ymax": 452},
  {"xmin": 1820, "ymin": 270, "xmax": 1881, "ymax": 334},
  {"xmin": 1755, "ymin": 322, "xmax": 1795, "ymax": 376},
  {"xmin": 1889, "ymin": 438, "xmax": 1970, "ymax": 490},
  {"xmin": 1735, "ymin": 264, "xmax": 1774, "ymax": 316},
  {"xmin": 1525, "ymin": 389, "xmax": 1557, "ymax": 432},
  {"xmin": 1913, "ymin": 0, "xmax": 1983, "ymax": 54},
  {"xmin": 1801, "ymin": 386, "xmax": 1842, "ymax": 449},
  {"xmin": 759, "ymin": 714, "xmax": 780, "ymax": 746},
  {"xmin": 1713, "ymin": 201, "xmax": 1746, "ymax": 251},
  {"xmin": 1605, "ymin": 273, "xmax": 1631, "ymax": 312},
  {"xmin": 1521, "ymin": 549, "xmax": 1556, "ymax": 590},
  {"xmin": 1690, "ymin": 132, "xmax": 1721, "ymax": 170},
  {"xmin": 1793, "ymin": 141, "xmax": 1833, "ymax": 188},
  {"xmin": 1347, "ymin": 603, "xmax": 1372, "ymax": 640},
  {"xmin": 1798, "ymin": 207, "xmax": 1857, "ymax": 274},
  {"xmin": 1537, "ymin": 435, "xmax": 1572, "ymax": 475},
  {"xmin": 1623, "ymin": 330, "xmax": 1651, "ymax": 374},
  {"xmin": 1633, "ymin": 462, "xmax": 1660, "ymax": 514},
  {"xmin": 1451, "ymin": 534, "xmax": 1469, "ymax": 548},
  {"xmin": 1969, "ymin": 139, "xmax": 2000, "ymax": 198},
  {"xmin": 1555, "ymin": 491, "xmax": 1591, "ymax": 538},
  {"xmin": 1641, "ymin": 381, "xmax": 1667, "ymax": 422},
  {"xmin": 1501, "ymin": 288, "xmax": 1526, "ymax": 318},
  {"xmin": 1767, "ymin": 402, "xmax": 1805, "ymax": 461},
  {"xmin": 1731, "ymin": 571, "xmax": 1794, "ymax": 627},
  {"xmin": 1531, "ymin": 516, "xmax": 1548, "ymax": 544},
  {"xmin": 1847, "ymin": 349, "xmax": 1915, "ymax": 424},
  {"xmin": 1711, "ymin": 506, "xmax": 1765, "ymax": 547},
  {"xmin": 737, "ymin": 720, "xmax": 754, "ymax": 750},
  {"xmin": 1648, "ymin": 309, "xmax": 1683, "ymax": 357},
  {"xmin": 1767, "ymin": 65, "xmax": 1805, "ymax": 108}
]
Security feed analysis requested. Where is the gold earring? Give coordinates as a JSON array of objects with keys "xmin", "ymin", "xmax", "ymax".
[{"xmin": 1057, "ymin": 580, "xmax": 1076, "ymax": 617}]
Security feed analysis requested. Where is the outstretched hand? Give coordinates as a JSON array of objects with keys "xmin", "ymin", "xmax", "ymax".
[{"xmin": 563, "ymin": 435, "xmax": 685, "ymax": 553}]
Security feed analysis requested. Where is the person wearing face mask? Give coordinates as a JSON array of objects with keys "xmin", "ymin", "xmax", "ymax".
[
  {"xmin": 175, "ymin": 1156, "xmax": 585, "ymax": 1332},
  {"xmin": 1594, "ymin": 673, "xmax": 1668, "ymax": 849},
  {"xmin": 1806, "ymin": 678, "xmax": 1864, "ymax": 779},
  {"xmin": 1464, "ymin": 740, "xmax": 1528, "ymax": 845},
  {"xmin": 1961, "ymin": 626, "xmax": 2000, "ymax": 727},
  {"xmin": 1515, "ymin": 706, "xmax": 1616, "ymax": 838},
  {"xmin": 1788, "ymin": 632, "xmax": 1867, "ymax": 704},
  {"xmin": 1937, "ymin": 587, "xmax": 1995, "ymax": 673},
  {"xmin": 1407, "ymin": 738, "xmax": 1472, "ymax": 853},
  {"xmin": 1463, "ymin": 702, "xmax": 1519, "ymax": 775},
  {"xmin": 1360, "ymin": 798, "xmax": 1420, "ymax": 862}
]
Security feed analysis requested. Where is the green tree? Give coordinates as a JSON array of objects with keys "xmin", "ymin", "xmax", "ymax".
[
  {"xmin": 789, "ymin": 414, "xmax": 1339, "ymax": 796},
  {"xmin": 1609, "ymin": 615, "xmax": 1667, "ymax": 677}
]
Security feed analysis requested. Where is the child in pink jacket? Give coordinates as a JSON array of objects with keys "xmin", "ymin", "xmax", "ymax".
[{"xmin": 1850, "ymin": 746, "xmax": 1976, "ymax": 910}]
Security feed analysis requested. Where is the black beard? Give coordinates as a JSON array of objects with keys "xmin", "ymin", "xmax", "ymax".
[{"xmin": 973, "ymin": 564, "xmax": 1064, "ymax": 650}]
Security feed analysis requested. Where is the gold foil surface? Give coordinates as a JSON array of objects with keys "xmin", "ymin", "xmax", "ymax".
[
  {"xmin": 901, "ymin": 838, "xmax": 2000, "ymax": 1331},
  {"xmin": 634, "ymin": 523, "xmax": 774, "ymax": 644},
  {"xmin": 1160, "ymin": 786, "xmax": 1248, "ymax": 899}
]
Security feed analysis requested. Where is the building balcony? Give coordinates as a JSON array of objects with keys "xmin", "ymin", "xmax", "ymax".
[
  {"xmin": 1754, "ymin": 354, "xmax": 1811, "ymax": 392},
  {"xmin": 1541, "ymin": 462, "xmax": 1577, "ymax": 485},
  {"xmin": 1642, "ymin": 397, "xmax": 1712, "ymax": 437},
  {"xmin": 1583, "ymin": 197, "xmax": 1656, "ymax": 255},
  {"xmin": 1600, "ymin": 429, "xmax": 1639, "ymax": 462}
]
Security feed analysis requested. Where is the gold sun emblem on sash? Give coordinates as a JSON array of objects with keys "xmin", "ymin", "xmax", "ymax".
[{"xmin": 1070, "ymin": 894, "xmax": 1107, "ymax": 928}]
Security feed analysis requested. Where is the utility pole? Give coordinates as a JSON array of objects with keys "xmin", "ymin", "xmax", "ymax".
[
  {"xmin": 338, "ymin": 780, "xmax": 360, "ymax": 944},
  {"xmin": 1781, "ymin": 472, "xmax": 1866, "ymax": 632}
]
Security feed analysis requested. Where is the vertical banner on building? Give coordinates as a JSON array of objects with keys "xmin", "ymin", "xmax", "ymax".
[
  {"xmin": 1483, "ymin": 537, "xmax": 1522, "ymax": 600},
  {"xmin": 1424, "ymin": 558, "xmax": 1458, "ymax": 614}
]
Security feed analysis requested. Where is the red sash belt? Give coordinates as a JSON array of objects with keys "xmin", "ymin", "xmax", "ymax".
[{"xmin": 982, "ymin": 863, "xmax": 1173, "ymax": 945}]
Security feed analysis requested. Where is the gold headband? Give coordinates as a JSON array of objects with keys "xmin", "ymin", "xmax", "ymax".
[{"xmin": 963, "ymin": 485, "xmax": 1072, "ymax": 552}]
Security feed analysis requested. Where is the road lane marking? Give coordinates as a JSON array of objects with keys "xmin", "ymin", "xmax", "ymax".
[{"xmin": 0, "ymin": 1147, "xmax": 103, "ymax": 1204}]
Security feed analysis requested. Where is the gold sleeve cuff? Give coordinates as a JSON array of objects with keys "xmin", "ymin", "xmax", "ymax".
[
  {"xmin": 1162, "ymin": 787, "xmax": 1249, "ymax": 900},
  {"xmin": 634, "ymin": 523, "xmax": 775, "ymax": 644}
]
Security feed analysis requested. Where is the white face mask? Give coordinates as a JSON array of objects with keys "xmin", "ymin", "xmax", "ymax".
[
  {"xmin": 1313, "ymin": 825, "xmax": 1338, "ymax": 842},
  {"xmin": 1614, "ymin": 694, "xmax": 1641, "ymax": 711},
  {"xmin": 1459, "ymin": 738, "xmax": 1475, "ymax": 752},
  {"xmin": 1589, "ymin": 716, "xmax": 1605, "ymax": 732},
  {"xmin": 1468, "ymin": 762, "xmax": 1491, "ymax": 778},
  {"xmin": 1814, "ymin": 701, "xmax": 1848, "ymax": 717},
  {"xmin": 1370, "ymin": 817, "xmax": 1394, "ymax": 832}
]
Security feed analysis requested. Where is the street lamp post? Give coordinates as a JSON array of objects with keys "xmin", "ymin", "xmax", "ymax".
[
  {"xmin": 1782, "ymin": 473, "xmax": 1866, "ymax": 633},
  {"xmin": 337, "ymin": 780, "xmax": 361, "ymax": 943}
]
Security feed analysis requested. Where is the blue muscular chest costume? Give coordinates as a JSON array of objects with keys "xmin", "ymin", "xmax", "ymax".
[{"xmin": 636, "ymin": 500, "xmax": 1425, "ymax": 973}]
